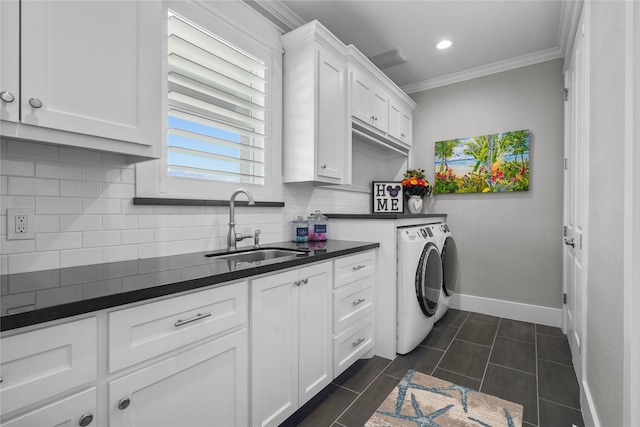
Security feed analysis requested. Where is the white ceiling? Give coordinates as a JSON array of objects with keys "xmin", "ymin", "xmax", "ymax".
[{"xmin": 252, "ymin": 0, "xmax": 582, "ymax": 93}]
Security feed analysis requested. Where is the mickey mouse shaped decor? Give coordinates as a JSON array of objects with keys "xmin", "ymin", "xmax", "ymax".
[{"xmin": 372, "ymin": 182, "xmax": 404, "ymax": 213}]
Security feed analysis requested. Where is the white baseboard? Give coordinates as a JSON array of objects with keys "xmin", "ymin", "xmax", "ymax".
[
  {"xmin": 449, "ymin": 293, "xmax": 563, "ymax": 327},
  {"xmin": 581, "ymin": 378, "xmax": 600, "ymax": 427}
]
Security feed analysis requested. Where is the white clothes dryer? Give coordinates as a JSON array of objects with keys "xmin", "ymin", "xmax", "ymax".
[
  {"xmin": 396, "ymin": 224, "xmax": 443, "ymax": 354},
  {"xmin": 433, "ymin": 223, "xmax": 458, "ymax": 322}
]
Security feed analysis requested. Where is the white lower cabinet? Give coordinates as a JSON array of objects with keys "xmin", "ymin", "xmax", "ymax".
[
  {"xmin": 1, "ymin": 388, "xmax": 97, "ymax": 427},
  {"xmin": 108, "ymin": 328, "xmax": 248, "ymax": 427},
  {"xmin": 0, "ymin": 317, "xmax": 98, "ymax": 425},
  {"xmin": 332, "ymin": 251, "xmax": 376, "ymax": 377},
  {"xmin": 250, "ymin": 262, "xmax": 333, "ymax": 427}
]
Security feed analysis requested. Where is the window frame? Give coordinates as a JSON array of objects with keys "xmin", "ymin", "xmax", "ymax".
[{"xmin": 136, "ymin": 0, "xmax": 283, "ymax": 202}]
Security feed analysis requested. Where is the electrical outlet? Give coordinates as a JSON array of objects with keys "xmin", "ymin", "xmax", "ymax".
[{"xmin": 7, "ymin": 208, "xmax": 35, "ymax": 240}]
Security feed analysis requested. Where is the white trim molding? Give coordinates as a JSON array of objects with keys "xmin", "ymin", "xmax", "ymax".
[{"xmin": 449, "ymin": 294, "xmax": 563, "ymax": 328}]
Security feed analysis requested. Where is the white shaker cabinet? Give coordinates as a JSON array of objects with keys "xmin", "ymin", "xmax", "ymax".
[
  {"xmin": 388, "ymin": 99, "xmax": 413, "ymax": 147},
  {"xmin": 250, "ymin": 262, "xmax": 333, "ymax": 427},
  {"xmin": 107, "ymin": 282, "xmax": 249, "ymax": 427},
  {"xmin": 0, "ymin": 0, "xmax": 162, "ymax": 162},
  {"xmin": 350, "ymin": 67, "xmax": 389, "ymax": 134},
  {"xmin": 0, "ymin": 317, "xmax": 98, "ymax": 426},
  {"xmin": 282, "ymin": 21, "xmax": 348, "ymax": 184},
  {"xmin": 108, "ymin": 329, "xmax": 248, "ymax": 427}
]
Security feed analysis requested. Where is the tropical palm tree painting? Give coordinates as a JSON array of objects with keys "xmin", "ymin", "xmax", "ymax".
[{"xmin": 434, "ymin": 129, "xmax": 530, "ymax": 194}]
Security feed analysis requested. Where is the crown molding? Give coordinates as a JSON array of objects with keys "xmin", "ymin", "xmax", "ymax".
[
  {"xmin": 245, "ymin": 0, "xmax": 305, "ymax": 33},
  {"xmin": 402, "ymin": 47, "xmax": 564, "ymax": 94}
]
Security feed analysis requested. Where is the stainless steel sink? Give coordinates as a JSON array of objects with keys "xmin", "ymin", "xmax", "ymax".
[{"xmin": 205, "ymin": 248, "xmax": 309, "ymax": 263}]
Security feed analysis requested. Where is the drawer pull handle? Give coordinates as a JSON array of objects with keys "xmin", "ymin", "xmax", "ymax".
[
  {"xmin": 352, "ymin": 298, "xmax": 366, "ymax": 306},
  {"xmin": 79, "ymin": 413, "xmax": 94, "ymax": 426},
  {"xmin": 352, "ymin": 265, "xmax": 366, "ymax": 271},
  {"xmin": 174, "ymin": 312, "xmax": 212, "ymax": 327},
  {"xmin": 352, "ymin": 338, "xmax": 365, "ymax": 347},
  {"xmin": 118, "ymin": 397, "xmax": 131, "ymax": 410}
]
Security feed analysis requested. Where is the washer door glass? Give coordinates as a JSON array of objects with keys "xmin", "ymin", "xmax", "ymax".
[
  {"xmin": 441, "ymin": 236, "xmax": 458, "ymax": 296},
  {"xmin": 415, "ymin": 242, "xmax": 442, "ymax": 317}
]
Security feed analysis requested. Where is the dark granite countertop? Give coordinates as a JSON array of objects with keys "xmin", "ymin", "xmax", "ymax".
[
  {"xmin": 0, "ymin": 240, "xmax": 378, "ymax": 332},
  {"xmin": 326, "ymin": 213, "xmax": 446, "ymax": 220}
]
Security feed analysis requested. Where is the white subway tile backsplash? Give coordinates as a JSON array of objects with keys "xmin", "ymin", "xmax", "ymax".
[
  {"xmin": 83, "ymin": 165, "xmax": 122, "ymax": 183},
  {"xmin": 60, "ymin": 180, "xmax": 102, "ymax": 198},
  {"xmin": 36, "ymin": 160, "xmax": 82, "ymax": 180},
  {"xmin": 102, "ymin": 245, "xmax": 138, "ymax": 263},
  {"xmin": 101, "ymin": 182, "xmax": 135, "ymax": 199},
  {"xmin": 83, "ymin": 198, "xmax": 121, "ymax": 215},
  {"xmin": 8, "ymin": 251, "xmax": 59, "ymax": 274},
  {"xmin": 60, "ymin": 215, "xmax": 102, "ymax": 232},
  {"xmin": 60, "ymin": 147, "xmax": 102, "ymax": 165},
  {"xmin": 60, "ymin": 247, "xmax": 102, "ymax": 268},
  {"xmin": 83, "ymin": 230, "xmax": 121, "ymax": 248},
  {"xmin": 154, "ymin": 228, "xmax": 183, "ymax": 242},
  {"xmin": 8, "ymin": 141, "xmax": 60, "ymax": 161},
  {"xmin": 1, "ymin": 144, "xmax": 373, "ymax": 273},
  {"xmin": 8, "ymin": 177, "xmax": 59, "ymax": 196},
  {"xmin": 1, "ymin": 157, "xmax": 35, "ymax": 177},
  {"xmin": 1, "ymin": 238, "xmax": 36, "ymax": 255},
  {"xmin": 121, "ymin": 228, "xmax": 154, "ymax": 245},
  {"xmin": 103, "ymin": 215, "xmax": 138, "ymax": 230},
  {"xmin": 36, "ymin": 232, "xmax": 82, "ymax": 252},
  {"xmin": 37, "ymin": 197, "xmax": 83, "ymax": 214}
]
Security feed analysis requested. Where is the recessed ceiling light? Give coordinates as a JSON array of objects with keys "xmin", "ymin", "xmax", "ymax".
[{"xmin": 435, "ymin": 40, "xmax": 453, "ymax": 50}]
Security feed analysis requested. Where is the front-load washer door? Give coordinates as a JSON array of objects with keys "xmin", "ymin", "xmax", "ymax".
[
  {"xmin": 415, "ymin": 241, "xmax": 442, "ymax": 317},
  {"xmin": 441, "ymin": 236, "xmax": 458, "ymax": 296}
]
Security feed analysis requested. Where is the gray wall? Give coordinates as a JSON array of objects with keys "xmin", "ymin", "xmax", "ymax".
[
  {"xmin": 409, "ymin": 59, "xmax": 565, "ymax": 309},
  {"xmin": 585, "ymin": 1, "xmax": 626, "ymax": 425}
]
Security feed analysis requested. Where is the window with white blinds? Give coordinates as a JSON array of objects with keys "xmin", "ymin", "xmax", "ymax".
[{"xmin": 167, "ymin": 11, "xmax": 266, "ymax": 185}]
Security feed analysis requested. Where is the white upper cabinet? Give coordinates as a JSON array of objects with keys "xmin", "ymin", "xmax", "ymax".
[
  {"xmin": 350, "ymin": 67, "xmax": 388, "ymax": 134},
  {"xmin": 282, "ymin": 21, "xmax": 347, "ymax": 184},
  {"xmin": 388, "ymin": 98, "xmax": 413, "ymax": 147},
  {"xmin": 0, "ymin": 0, "xmax": 162, "ymax": 162}
]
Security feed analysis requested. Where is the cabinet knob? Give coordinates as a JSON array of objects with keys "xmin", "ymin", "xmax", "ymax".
[
  {"xmin": 0, "ymin": 91, "xmax": 15, "ymax": 103},
  {"xmin": 118, "ymin": 397, "xmax": 131, "ymax": 410},
  {"xmin": 294, "ymin": 280, "xmax": 301, "ymax": 286},
  {"xmin": 321, "ymin": 164, "xmax": 327, "ymax": 169},
  {"xmin": 78, "ymin": 413, "xmax": 94, "ymax": 426},
  {"xmin": 28, "ymin": 98, "xmax": 43, "ymax": 109},
  {"xmin": 302, "ymin": 278, "xmax": 308, "ymax": 284}
]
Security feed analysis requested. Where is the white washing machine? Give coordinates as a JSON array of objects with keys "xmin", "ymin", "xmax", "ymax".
[
  {"xmin": 396, "ymin": 224, "xmax": 443, "ymax": 354},
  {"xmin": 433, "ymin": 223, "xmax": 458, "ymax": 322}
]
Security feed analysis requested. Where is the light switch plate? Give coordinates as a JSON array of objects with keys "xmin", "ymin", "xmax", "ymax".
[{"xmin": 7, "ymin": 208, "xmax": 35, "ymax": 240}]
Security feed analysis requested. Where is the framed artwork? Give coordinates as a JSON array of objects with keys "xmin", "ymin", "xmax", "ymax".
[
  {"xmin": 372, "ymin": 182, "xmax": 404, "ymax": 213},
  {"xmin": 434, "ymin": 129, "xmax": 530, "ymax": 194}
]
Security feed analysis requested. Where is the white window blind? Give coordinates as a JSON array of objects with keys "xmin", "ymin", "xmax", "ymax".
[{"xmin": 167, "ymin": 12, "xmax": 267, "ymax": 185}]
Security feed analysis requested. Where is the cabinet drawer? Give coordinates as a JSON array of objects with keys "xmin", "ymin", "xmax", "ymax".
[
  {"xmin": 0, "ymin": 317, "xmax": 97, "ymax": 416},
  {"xmin": 333, "ymin": 314, "xmax": 374, "ymax": 378},
  {"xmin": 1, "ymin": 387, "xmax": 97, "ymax": 427},
  {"xmin": 333, "ymin": 251, "xmax": 376, "ymax": 288},
  {"xmin": 109, "ymin": 282, "xmax": 247, "ymax": 372},
  {"xmin": 333, "ymin": 276, "xmax": 374, "ymax": 334}
]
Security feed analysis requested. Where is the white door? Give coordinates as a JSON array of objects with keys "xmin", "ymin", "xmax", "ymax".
[{"xmin": 563, "ymin": 12, "xmax": 587, "ymax": 382}]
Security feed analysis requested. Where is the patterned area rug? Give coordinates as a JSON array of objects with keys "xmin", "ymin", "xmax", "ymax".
[{"xmin": 365, "ymin": 370, "xmax": 523, "ymax": 427}]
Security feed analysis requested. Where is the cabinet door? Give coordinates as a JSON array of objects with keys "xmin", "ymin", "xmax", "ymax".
[
  {"xmin": 0, "ymin": 0, "xmax": 19, "ymax": 122},
  {"xmin": 316, "ymin": 46, "xmax": 345, "ymax": 181},
  {"xmin": 371, "ymin": 87, "xmax": 388, "ymax": 133},
  {"xmin": 388, "ymin": 100, "xmax": 413, "ymax": 146},
  {"xmin": 250, "ymin": 269, "xmax": 299, "ymax": 427},
  {"xmin": 20, "ymin": 1, "xmax": 161, "ymax": 146},
  {"xmin": 0, "ymin": 388, "xmax": 97, "ymax": 427},
  {"xmin": 109, "ymin": 329, "xmax": 249, "ymax": 427},
  {"xmin": 350, "ymin": 68, "xmax": 373, "ymax": 124},
  {"xmin": 298, "ymin": 262, "xmax": 333, "ymax": 406},
  {"xmin": 0, "ymin": 317, "xmax": 97, "ymax": 416}
]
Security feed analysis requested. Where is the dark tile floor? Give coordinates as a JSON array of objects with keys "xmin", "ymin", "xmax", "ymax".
[{"xmin": 280, "ymin": 309, "xmax": 584, "ymax": 427}]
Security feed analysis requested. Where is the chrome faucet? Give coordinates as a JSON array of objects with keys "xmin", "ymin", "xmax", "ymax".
[{"xmin": 227, "ymin": 188, "xmax": 255, "ymax": 251}]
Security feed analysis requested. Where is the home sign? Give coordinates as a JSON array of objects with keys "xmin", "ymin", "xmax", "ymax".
[{"xmin": 372, "ymin": 181, "xmax": 404, "ymax": 213}]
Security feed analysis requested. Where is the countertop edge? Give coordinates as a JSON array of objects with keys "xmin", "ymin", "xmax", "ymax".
[{"xmin": 1, "ymin": 242, "xmax": 379, "ymax": 332}]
